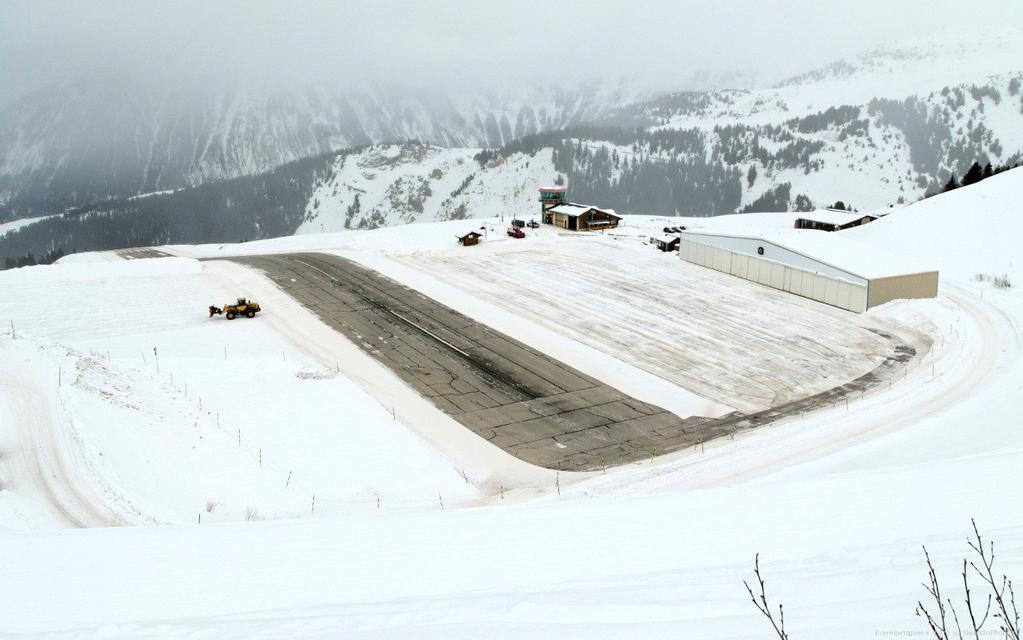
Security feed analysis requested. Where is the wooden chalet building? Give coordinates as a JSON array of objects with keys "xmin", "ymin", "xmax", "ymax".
[
  {"xmin": 538, "ymin": 186, "xmax": 620, "ymax": 231},
  {"xmin": 793, "ymin": 210, "xmax": 875, "ymax": 232}
]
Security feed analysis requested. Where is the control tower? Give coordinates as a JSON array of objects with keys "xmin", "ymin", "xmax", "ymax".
[{"xmin": 538, "ymin": 186, "xmax": 568, "ymax": 224}]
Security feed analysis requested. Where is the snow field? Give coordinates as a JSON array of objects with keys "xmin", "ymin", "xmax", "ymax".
[
  {"xmin": 2, "ymin": 170, "xmax": 1021, "ymax": 636},
  {"xmin": 0, "ymin": 257, "xmax": 484, "ymax": 529}
]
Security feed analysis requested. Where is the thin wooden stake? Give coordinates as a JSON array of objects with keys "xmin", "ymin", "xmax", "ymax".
[
  {"xmin": 285, "ymin": 469, "xmax": 292, "ymax": 489},
  {"xmin": 556, "ymin": 472, "xmax": 560, "ymax": 496},
  {"xmin": 311, "ymin": 495, "xmax": 316, "ymax": 513},
  {"xmin": 259, "ymin": 448, "xmax": 262, "ymax": 466},
  {"xmin": 237, "ymin": 428, "xmax": 241, "ymax": 447},
  {"xmin": 438, "ymin": 494, "xmax": 444, "ymax": 510}
]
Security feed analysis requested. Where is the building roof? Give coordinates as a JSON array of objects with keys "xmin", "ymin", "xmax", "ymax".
[
  {"xmin": 656, "ymin": 235, "xmax": 680, "ymax": 244},
  {"xmin": 458, "ymin": 230, "xmax": 483, "ymax": 238},
  {"xmin": 795, "ymin": 210, "xmax": 875, "ymax": 226},
  {"xmin": 539, "ymin": 186, "xmax": 568, "ymax": 193},
  {"xmin": 548, "ymin": 203, "xmax": 619, "ymax": 218},
  {"xmin": 681, "ymin": 228, "xmax": 936, "ymax": 280}
]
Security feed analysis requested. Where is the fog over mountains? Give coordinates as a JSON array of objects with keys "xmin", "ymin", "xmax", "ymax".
[{"xmin": 1, "ymin": 25, "xmax": 1021, "ymax": 265}]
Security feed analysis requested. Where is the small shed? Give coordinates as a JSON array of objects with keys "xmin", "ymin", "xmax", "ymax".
[
  {"xmin": 679, "ymin": 229, "xmax": 938, "ymax": 313},
  {"xmin": 794, "ymin": 210, "xmax": 875, "ymax": 232},
  {"xmin": 545, "ymin": 204, "xmax": 621, "ymax": 231},
  {"xmin": 457, "ymin": 231, "xmax": 483, "ymax": 246},
  {"xmin": 652, "ymin": 235, "xmax": 680, "ymax": 252}
]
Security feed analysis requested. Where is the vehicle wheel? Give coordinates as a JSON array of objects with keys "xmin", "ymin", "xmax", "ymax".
[
  {"xmin": 246, "ymin": 310, "xmax": 255, "ymax": 318},
  {"xmin": 226, "ymin": 312, "xmax": 235, "ymax": 320}
]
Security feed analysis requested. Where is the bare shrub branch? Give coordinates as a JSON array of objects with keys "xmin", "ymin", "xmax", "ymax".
[
  {"xmin": 744, "ymin": 553, "xmax": 789, "ymax": 640},
  {"xmin": 918, "ymin": 520, "xmax": 1020, "ymax": 640}
]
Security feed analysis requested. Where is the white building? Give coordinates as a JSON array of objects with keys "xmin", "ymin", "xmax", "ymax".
[{"xmin": 679, "ymin": 229, "xmax": 938, "ymax": 313}]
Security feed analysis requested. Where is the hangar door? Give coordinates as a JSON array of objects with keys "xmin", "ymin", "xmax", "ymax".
[{"xmin": 680, "ymin": 239, "xmax": 868, "ymax": 313}]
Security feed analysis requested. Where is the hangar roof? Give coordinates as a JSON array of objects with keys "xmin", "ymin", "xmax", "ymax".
[{"xmin": 680, "ymin": 229, "xmax": 936, "ymax": 281}]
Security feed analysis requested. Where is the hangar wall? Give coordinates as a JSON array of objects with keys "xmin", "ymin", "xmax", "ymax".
[
  {"xmin": 680, "ymin": 238, "xmax": 869, "ymax": 313},
  {"xmin": 678, "ymin": 233, "xmax": 867, "ymax": 284},
  {"xmin": 867, "ymin": 272, "xmax": 940, "ymax": 308}
]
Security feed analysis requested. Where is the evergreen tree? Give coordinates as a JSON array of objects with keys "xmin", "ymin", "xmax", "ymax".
[
  {"xmin": 961, "ymin": 161, "xmax": 984, "ymax": 186},
  {"xmin": 983, "ymin": 162, "xmax": 994, "ymax": 179},
  {"xmin": 943, "ymin": 173, "xmax": 959, "ymax": 192},
  {"xmin": 747, "ymin": 165, "xmax": 757, "ymax": 188}
]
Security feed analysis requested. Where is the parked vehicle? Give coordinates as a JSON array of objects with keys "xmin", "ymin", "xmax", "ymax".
[
  {"xmin": 511, "ymin": 219, "xmax": 525, "ymax": 228},
  {"xmin": 526, "ymin": 220, "xmax": 540, "ymax": 229},
  {"xmin": 507, "ymin": 227, "xmax": 525, "ymax": 238}
]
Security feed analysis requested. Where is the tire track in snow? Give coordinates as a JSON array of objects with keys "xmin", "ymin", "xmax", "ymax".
[{"xmin": 0, "ymin": 360, "xmax": 123, "ymax": 529}]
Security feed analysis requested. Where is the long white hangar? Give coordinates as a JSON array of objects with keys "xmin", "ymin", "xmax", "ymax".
[{"xmin": 679, "ymin": 229, "xmax": 938, "ymax": 313}]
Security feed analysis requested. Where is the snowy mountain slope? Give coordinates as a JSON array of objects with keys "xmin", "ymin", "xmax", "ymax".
[
  {"xmin": 0, "ymin": 79, "xmax": 643, "ymax": 218},
  {"xmin": 0, "ymin": 170, "xmax": 1021, "ymax": 636},
  {"xmin": 3, "ymin": 27, "xmax": 1022, "ymax": 261},
  {"xmin": 847, "ymin": 166, "xmax": 1023, "ymax": 280},
  {"xmin": 298, "ymin": 143, "xmax": 558, "ymax": 232},
  {"xmin": 586, "ymin": 72, "xmax": 1023, "ymax": 213},
  {"xmin": 774, "ymin": 26, "xmax": 1023, "ymax": 109}
]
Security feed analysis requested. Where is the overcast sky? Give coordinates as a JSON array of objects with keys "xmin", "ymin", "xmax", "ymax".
[{"xmin": 2, "ymin": 0, "xmax": 1021, "ymax": 107}]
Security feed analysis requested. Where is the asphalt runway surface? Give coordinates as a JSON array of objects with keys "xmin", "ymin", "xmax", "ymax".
[
  {"xmin": 230, "ymin": 252, "xmax": 916, "ymax": 472},
  {"xmin": 231, "ymin": 253, "xmax": 730, "ymax": 471}
]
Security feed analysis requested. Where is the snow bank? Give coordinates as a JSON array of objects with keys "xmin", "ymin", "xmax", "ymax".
[
  {"xmin": 8, "ymin": 256, "xmax": 201, "ymax": 281},
  {"xmin": 847, "ymin": 167, "xmax": 1023, "ymax": 282}
]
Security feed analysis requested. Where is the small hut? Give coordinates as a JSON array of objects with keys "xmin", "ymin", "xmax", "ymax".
[
  {"xmin": 652, "ymin": 235, "xmax": 681, "ymax": 252},
  {"xmin": 457, "ymin": 231, "xmax": 483, "ymax": 246}
]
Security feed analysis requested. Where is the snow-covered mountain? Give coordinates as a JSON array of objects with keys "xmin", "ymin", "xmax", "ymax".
[
  {"xmin": 2, "ymin": 27, "xmax": 1022, "ymax": 261},
  {"xmin": 0, "ymin": 79, "xmax": 646, "ymax": 218}
]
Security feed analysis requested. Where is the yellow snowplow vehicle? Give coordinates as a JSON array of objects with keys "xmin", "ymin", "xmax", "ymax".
[{"xmin": 209, "ymin": 297, "xmax": 261, "ymax": 320}]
